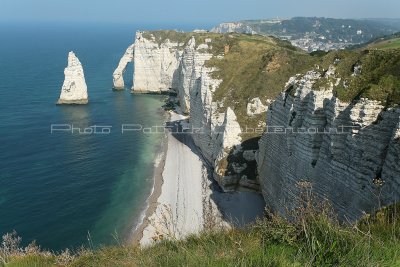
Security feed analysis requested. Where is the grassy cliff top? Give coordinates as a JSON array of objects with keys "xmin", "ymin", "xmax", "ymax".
[
  {"xmin": 142, "ymin": 31, "xmax": 400, "ymax": 138},
  {"xmin": 311, "ymin": 49, "xmax": 400, "ymax": 105},
  {"xmin": 368, "ymin": 37, "xmax": 400, "ymax": 50},
  {"xmin": 4, "ymin": 204, "xmax": 400, "ymax": 266},
  {"xmin": 141, "ymin": 30, "xmax": 196, "ymax": 46},
  {"xmin": 206, "ymin": 35, "xmax": 400, "ymax": 134},
  {"xmin": 355, "ymin": 32, "xmax": 400, "ymax": 50},
  {"xmin": 205, "ymin": 34, "xmax": 315, "ymax": 133}
]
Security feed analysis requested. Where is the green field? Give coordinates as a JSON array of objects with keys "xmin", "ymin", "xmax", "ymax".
[{"xmin": 368, "ymin": 38, "xmax": 400, "ymax": 50}]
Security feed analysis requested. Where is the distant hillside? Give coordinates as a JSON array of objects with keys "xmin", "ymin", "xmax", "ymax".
[
  {"xmin": 359, "ymin": 32, "xmax": 400, "ymax": 50},
  {"xmin": 211, "ymin": 17, "xmax": 400, "ymax": 52}
]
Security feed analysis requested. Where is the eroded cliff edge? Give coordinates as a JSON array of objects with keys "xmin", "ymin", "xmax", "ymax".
[
  {"xmin": 117, "ymin": 30, "xmax": 400, "ymax": 221},
  {"xmin": 257, "ymin": 69, "xmax": 400, "ymax": 222}
]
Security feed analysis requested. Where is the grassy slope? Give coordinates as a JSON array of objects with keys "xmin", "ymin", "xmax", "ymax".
[
  {"xmin": 374, "ymin": 38, "xmax": 400, "ymax": 49},
  {"xmin": 4, "ymin": 204, "xmax": 400, "ymax": 267},
  {"xmin": 206, "ymin": 34, "xmax": 316, "ymax": 138},
  {"xmin": 364, "ymin": 33, "xmax": 400, "ymax": 50},
  {"xmin": 141, "ymin": 31, "xmax": 400, "ymax": 138},
  {"xmin": 312, "ymin": 49, "xmax": 400, "ymax": 105}
]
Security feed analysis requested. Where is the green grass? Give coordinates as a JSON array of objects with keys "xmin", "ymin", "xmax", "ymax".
[
  {"xmin": 141, "ymin": 30, "xmax": 194, "ymax": 47},
  {"xmin": 205, "ymin": 34, "xmax": 316, "ymax": 139},
  {"xmin": 3, "ymin": 203, "xmax": 400, "ymax": 267},
  {"xmin": 367, "ymin": 38, "xmax": 400, "ymax": 50},
  {"xmin": 312, "ymin": 49, "xmax": 400, "ymax": 105}
]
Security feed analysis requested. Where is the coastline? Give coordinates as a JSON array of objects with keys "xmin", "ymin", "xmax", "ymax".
[
  {"xmin": 129, "ymin": 111, "xmax": 170, "ymax": 245},
  {"xmin": 130, "ymin": 108, "xmax": 266, "ymax": 246}
]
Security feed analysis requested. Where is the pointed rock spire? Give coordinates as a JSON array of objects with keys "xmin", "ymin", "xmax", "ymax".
[{"xmin": 57, "ymin": 51, "xmax": 88, "ymax": 104}]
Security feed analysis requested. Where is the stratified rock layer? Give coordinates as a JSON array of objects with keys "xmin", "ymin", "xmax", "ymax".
[
  {"xmin": 256, "ymin": 71, "xmax": 400, "ymax": 221},
  {"xmin": 58, "ymin": 52, "xmax": 88, "ymax": 104},
  {"xmin": 113, "ymin": 44, "xmax": 134, "ymax": 89}
]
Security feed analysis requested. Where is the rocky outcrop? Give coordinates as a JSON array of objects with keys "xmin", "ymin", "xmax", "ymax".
[
  {"xmin": 57, "ymin": 51, "xmax": 88, "ymax": 104},
  {"xmin": 131, "ymin": 32, "xmax": 182, "ymax": 93},
  {"xmin": 256, "ymin": 70, "xmax": 400, "ymax": 221},
  {"xmin": 113, "ymin": 44, "xmax": 134, "ymax": 89},
  {"xmin": 189, "ymin": 66, "xmax": 258, "ymax": 191},
  {"xmin": 247, "ymin": 97, "xmax": 269, "ymax": 116}
]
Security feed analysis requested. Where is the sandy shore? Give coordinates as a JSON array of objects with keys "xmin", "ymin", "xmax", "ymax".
[{"xmin": 132, "ymin": 110, "xmax": 266, "ymax": 246}]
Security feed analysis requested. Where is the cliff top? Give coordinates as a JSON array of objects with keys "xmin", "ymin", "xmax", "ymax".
[
  {"xmin": 4, "ymin": 203, "xmax": 400, "ymax": 266},
  {"xmin": 140, "ymin": 30, "xmax": 400, "ymax": 139},
  {"xmin": 310, "ymin": 49, "xmax": 400, "ymax": 105}
]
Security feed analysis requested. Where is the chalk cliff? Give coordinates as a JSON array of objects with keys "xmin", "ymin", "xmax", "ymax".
[
  {"xmin": 176, "ymin": 37, "xmax": 212, "ymax": 113},
  {"xmin": 126, "ymin": 30, "xmax": 400, "ymax": 221},
  {"xmin": 113, "ymin": 44, "xmax": 134, "ymax": 89},
  {"xmin": 126, "ymin": 31, "xmax": 250, "ymax": 191},
  {"xmin": 256, "ymin": 70, "xmax": 400, "ymax": 221},
  {"xmin": 58, "ymin": 52, "xmax": 88, "ymax": 104},
  {"xmin": 131, "ymin": 32, "xmax": 182, "ymax": 93}
]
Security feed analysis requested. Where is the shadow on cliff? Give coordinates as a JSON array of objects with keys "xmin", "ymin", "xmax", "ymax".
[
  {"xmin": 165, "ymin": 118, "xmax": 266, "ymax": 227},
  {"xmin": 265, "ymin": 89, "xmax": 400, "ymax": 222},
  {"xmin": 224, "ymin": 137, "xmax": 261, "ymax": 190}
]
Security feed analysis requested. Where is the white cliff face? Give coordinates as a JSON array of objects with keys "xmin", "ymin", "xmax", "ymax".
[
  {"xmin": 130, "ymin": 32, "xmax": 257, "ymax": 192},
  {"xmin": 189, "ymin": 66, "xmax": 255, "ymax": 191},
  {"xmin": 113, "ymin": 44, "xmax": 134, "ymax": 89},
  {"xmin": 218, "ymin": 108, "xmax": 242, "ymax": 150},
  {"xmin": 176, "ymin": 37, "xmax": 212, "ymax": 113},
  {"xmin": 211, "ymin": 22, "xmax": 255, "ymax": 34},
  {"xmin": 247, "ymin": 97, "xmax": 269, "ymax": 116},
  {"xmin": 256, "ymin": 71, "xmax": 400, "ymax": 221},
  {"xmin": 58, "ymin": 52, "xmax": 88, "ymax": 104},
  {"xmin": 132, "ymin": 32, "xmax": 182, "ymax": 93}
]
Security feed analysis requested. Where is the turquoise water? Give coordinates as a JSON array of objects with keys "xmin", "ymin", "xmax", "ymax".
[{"xmin": 0, "ymin": 23, "xmax": 166, "ymax": 251}]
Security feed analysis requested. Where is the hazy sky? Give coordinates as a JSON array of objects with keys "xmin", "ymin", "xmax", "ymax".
[{"xmin": 1, "ymin": 0, "xmax": 399, "ymax": 26}]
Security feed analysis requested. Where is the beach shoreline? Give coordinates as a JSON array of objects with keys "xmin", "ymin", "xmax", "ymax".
[
  {"xmin": 130, "ymin": 108, "xmax": 266, "ymax": 246},
  {"xmin": 129, "ymin": 111, "xmax": 170, "ymax": 245}
]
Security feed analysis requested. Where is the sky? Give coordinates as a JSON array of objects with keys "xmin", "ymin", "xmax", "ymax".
[{"xmin": 1, "ymin": 0, "xmax": 400, "ymax": 27}]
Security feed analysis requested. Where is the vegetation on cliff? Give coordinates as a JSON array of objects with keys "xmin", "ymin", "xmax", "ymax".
[
  {"xmin": 2, "ymin": 200, "xmax": 399, "ymax": 267},
  {"xmin": 193, "ymin": 32, "xmax": 400, "ymax": 140},
  {"xmin": 141, "ymin": 31, "xmax": 400, "ymax": 132},
  {"xmin": 310, "ymin": 49, "xmax": 400, "ymax": 105},
  {"xmin": 206, "ymin": 34, "xmax": 316, "ymax": 133}
]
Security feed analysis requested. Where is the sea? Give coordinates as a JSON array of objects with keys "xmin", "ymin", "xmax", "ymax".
[{"xmin": 0, "ymin": 22, "xmax": 196, "ymax": 251}]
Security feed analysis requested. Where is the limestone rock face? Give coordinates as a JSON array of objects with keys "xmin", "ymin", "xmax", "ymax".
[
  {"xmin": 58, "ymin": 52, "xmax": 88, "ymax": 104},
  {"xmin": 189, "ymin": 66, "xmax": 251, "ymax": 191},
  {"xmin": 129, "ymin": 31, "xmax": 255, "ymax": 192},
  {"xmin": 246, "ymin": 97, "xmax": 269, "ymax": 116},
  {"xmin": 176, "ymin": 37, "xmax": 212, "ymax": 113},
  {"xmin": 132, "ymin": 32, "xmax": 182, "ymax": 93},
  {"xmin": 113, "ymin": 44, "xmax": 134, "ymax": 89},
  {"xmin": 256, "ymin": 71, "xmax": 400, "ymax": 221}
]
